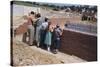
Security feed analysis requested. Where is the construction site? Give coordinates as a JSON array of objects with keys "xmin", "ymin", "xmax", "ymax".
[{"xmin": 11, "ymin": 1, "xmax": 97, "ymax": 66}]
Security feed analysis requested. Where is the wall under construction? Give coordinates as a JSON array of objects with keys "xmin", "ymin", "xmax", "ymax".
[{"xmin": 60, "ymin": 30, "xmax": 97, "ymax": 61}]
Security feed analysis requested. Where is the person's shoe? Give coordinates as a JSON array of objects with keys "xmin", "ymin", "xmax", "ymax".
[
  {"xmin": 29, "ymin": 44, "xmax": 33, "ymax": 46},
  {"xmin": 47, "ymin": 47, "xmax": 50, "ymax": 52},
  {"xmin": 37, "ymin": 43, "xmax": 39, "ymax": 48},
  {"xmin": 53, "ymin": 49, "xmax": 58, "ymax": 54},
  {"xmin": 56, "ymin": 49, "xmax": 59, "ymax": 52},
  {"xmin": 28, "ymin": 41, "xmax": 33, "ymax": 46},
  {"xmin": 53, "ymin": 49, "xmax": 57, "ymax": 54},
  {"xmin": 53, "ymin": 51, "xmax": 57, "ymax": 54}
]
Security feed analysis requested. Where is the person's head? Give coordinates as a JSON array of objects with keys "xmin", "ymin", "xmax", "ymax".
[
  {"xmin": 46, "ymin": 25, "xmax": 50, "ymax": 31},
  {"xmin": 45, "ymin": 17, "xmax": 49, "ymax": 22},
  {"xmin": 45, "ymin": 22, "xmax": 51, "ymax": 31},
  {"xmin": 28, "ymin": 11, "xmax": 35, "ymax": 19},
  {"xmin": 56, "ymin": 24, "xmax": 60, "ymax": 28},
  {"xmin": 35, "ymin": 13, "xmax": 41, "ymax": 18},
  {"xmin": 48, "ymin": 21, "xmax": 51, "ymax": 25}
]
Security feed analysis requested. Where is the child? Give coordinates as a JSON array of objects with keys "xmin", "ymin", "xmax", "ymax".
[
  {"xmin": 44, "ymin": 22, "xmax": 52, "ymax": 51},
  {"xmin": 53, "ymin": 25, "xmax": 63, "ymax": 54},
  {"xmin": 40, "ymin": 18, "xmax": 49, "ymax": 48}
]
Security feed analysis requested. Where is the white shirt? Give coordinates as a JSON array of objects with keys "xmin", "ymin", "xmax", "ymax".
[{"xmin": 41, "ymin": 22, "xmax": 48, "ymax": 30}]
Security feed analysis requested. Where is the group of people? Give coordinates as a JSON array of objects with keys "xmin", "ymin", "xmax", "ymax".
[{"xmin": 23, "ymin": 11, "xmax": 63, "ymax": 54}]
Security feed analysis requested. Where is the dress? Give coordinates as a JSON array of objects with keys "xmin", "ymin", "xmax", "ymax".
[{"xmin": 44, "ymin": 31, "xmax": 52, "ymax": 45}]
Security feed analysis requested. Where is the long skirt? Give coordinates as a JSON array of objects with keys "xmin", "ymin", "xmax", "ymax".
[{"xmin": 44, "ymin": 31, "xmax": 52, "ymax": 46}]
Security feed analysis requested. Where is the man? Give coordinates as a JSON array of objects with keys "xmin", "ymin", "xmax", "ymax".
[{"xmin": 35, "ymin": 13, "xmax": 45, "ymax": 47}]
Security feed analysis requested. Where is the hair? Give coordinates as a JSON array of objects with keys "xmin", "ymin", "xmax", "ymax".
[
  {"xmin": 35, "ymin": 13, "xmax": 41, "ymax": 18},
  {"xmin": 46, "ymin": 22, "xmax": 51, "ymax": 31},
  {"xmin": 46, "ymin": 25, "xmax": 50, "ymax": 31},
  {"xmin": 30, "ymin": 11, "xmax": 35, "ymax": 15},
  {"xmin": 45, "ymin": 17, "xmax": 49, "ymax": 22},
  {"xmin": 56, "ymin": 24, "xmax": 59, "ymax": 27},
  {"xmin": 48, "ymin": 21, "xmax": 51, "ymax": 25}
]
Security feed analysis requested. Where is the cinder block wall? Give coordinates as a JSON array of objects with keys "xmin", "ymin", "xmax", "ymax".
[{"xmin": 60, "ymin": 30, "xmax": 97, "ymax": 61}]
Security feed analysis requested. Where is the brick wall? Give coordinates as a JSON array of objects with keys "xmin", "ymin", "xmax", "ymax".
[{"xmin": 60, "ymin": 30, "xmax": 97, "ymax": 61}]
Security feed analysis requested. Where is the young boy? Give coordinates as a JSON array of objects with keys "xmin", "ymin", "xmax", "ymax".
[{"xmin": 53, "ymin": 25, "xmax": 63, "ymax": 54}]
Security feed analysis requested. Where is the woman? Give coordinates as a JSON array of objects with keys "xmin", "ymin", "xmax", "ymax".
[
  {"xmin": 44, "ymin": 22, "xmax": 52, "ymax": 51},
  {"xmin": 27, "ymin": 11, "xmax": 35, "ymax": 46}
]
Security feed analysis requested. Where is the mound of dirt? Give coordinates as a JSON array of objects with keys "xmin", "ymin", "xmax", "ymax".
[
  {"xmin": 12, "ymin": 37, "xmax": 86, "ymax": 66},
  {"xmin": 12, "ymin": 40, "xmax": 63, "ymax": 66}
]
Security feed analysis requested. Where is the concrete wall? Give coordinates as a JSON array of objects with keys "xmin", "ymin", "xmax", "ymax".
[{"xmin": 60, "ymin": 30, "xmax": 97, "ymax": 61}]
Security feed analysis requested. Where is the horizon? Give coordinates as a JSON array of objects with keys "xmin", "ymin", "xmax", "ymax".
[{"xmin": 12, "ymin": 1, "xmax": 97, "ymax": 7}]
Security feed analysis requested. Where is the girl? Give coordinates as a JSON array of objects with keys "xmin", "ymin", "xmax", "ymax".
[{"xmin": 44, "ymin": 22, "xmax": 52, "ymax": 51}]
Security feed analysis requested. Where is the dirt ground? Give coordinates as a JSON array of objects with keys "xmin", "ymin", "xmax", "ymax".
[
  {"xmin": 13, "ymin": 4, "xmax": 97, "ymax": 35},
  {"xmin": 12, "ymin": 35, "xmax": 86, "ymax": 66}
]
